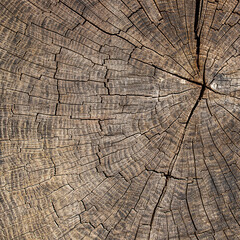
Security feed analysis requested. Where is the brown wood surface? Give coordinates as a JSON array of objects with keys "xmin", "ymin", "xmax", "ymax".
[{"xmin": 1, "ymin": 0, "xmax": 240, "ymax": 239}]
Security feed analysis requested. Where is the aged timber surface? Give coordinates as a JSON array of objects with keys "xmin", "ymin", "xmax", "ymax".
[{"xmin": 1, "ymin": 0, "xmax": 240, "ymax": 239}]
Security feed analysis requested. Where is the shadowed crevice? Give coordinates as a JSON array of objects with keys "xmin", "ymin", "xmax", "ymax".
[
  {"xmin": 185, "ymin": 0, "xmax": 206, "ymax": 129},
  {"xmin": 195, "ymin": 0, "xmax": 201, "ymax": 70},
  {"xmin": 185, "ymin": 73, "xmax": 206, "ymax": 128}
]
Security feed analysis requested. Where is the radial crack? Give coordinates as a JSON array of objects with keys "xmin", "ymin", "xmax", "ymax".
[
  {"xmin": 149, "ymin": 176, "xmax": 168, "ymax": 239},
  {"xmin": 194, "ymin": 0, "xmax": 201, "ymax": 70},
  {"xmin": 185, "ymin": 0, "xmax": 205, "ymax": 128}
]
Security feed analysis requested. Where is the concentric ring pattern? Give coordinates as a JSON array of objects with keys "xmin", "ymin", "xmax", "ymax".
[{"xmin": 1, "ymin": 0, "xmax": 240, "ymax": 239}]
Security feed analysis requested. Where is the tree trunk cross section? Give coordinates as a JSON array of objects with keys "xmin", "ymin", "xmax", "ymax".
[{"xmin": 0, "ymin": 0, "xmax": 240, "ymax": 239}]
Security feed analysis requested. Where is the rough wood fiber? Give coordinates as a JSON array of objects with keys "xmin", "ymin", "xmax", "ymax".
[{"xmin": 0, "ymin": 0, "xmax": 240, "ymax": 239}]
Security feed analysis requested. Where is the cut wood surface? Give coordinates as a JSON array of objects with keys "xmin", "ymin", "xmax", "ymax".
[{"xmin": 1, "ymin": 0, "xmax": 240, "ymax": 239}]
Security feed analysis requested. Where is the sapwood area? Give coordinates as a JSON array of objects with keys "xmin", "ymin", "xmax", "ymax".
[{"xmin": 1, "ymin": 0, "xmax": 240, "ymax": 239}]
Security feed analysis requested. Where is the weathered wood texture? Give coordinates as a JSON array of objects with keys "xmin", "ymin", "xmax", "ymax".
[{"xmin": 1, "ymin": 0, "xmax": 240, "ymax": 239}]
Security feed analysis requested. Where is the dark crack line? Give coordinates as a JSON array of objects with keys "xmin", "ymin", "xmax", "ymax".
[
  {"xmin": 185, "ymin": 0, "xmax": 206, "ymax": 128},
  {"xmin": 185, "ymin": 84, "xmax": 204, "ymax": 127},
  {"xmin": 148, "ymin": 4, "xmax": 206, "ymax": 232},
  {"xmin": 152, "ymin": 64, "xmax": 202, "ymax": 86},
  {"xmin": 148, "ymin": 175, "xmax": 169, "ymax": 240},
  {"xmin": 186, "ymin": 183, "xmax": 199, "ymax": 239},
  {"xmin": 195, "ymin": 0, "xmax": 201, "ymax": 70}
]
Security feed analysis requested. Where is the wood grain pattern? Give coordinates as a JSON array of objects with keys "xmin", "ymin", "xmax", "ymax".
[{"xmin": 0, "ymin": 0, "xmax": 240, "ymax": 239}]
